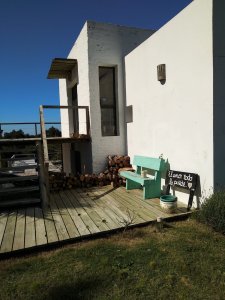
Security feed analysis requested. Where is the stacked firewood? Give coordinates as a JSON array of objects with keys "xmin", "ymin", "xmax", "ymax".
[
  {"xmin": 107, "ymin": 155, "xmax": 133, "ymax": 187},
  {"xmin": 48, "ymin": 155, "xmax": 133, "ymax": 191},
  {"xmin": 49, "ymin": 172, "xmax": 67, "ymax": 190},
  {"xmin": 70, "ymin": 132, "xmax": 89, "ymax": 139},
  {"xmin": 107, "ymin": 155, "xmax": 131, "ymax": 169}
]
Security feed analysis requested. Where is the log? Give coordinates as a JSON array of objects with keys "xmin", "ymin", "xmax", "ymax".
[{"xmin": 48, "ymin": 154, "xmax": 131, "ymax": 191}]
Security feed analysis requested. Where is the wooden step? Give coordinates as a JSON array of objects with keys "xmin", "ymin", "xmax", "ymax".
[
  {"xmin": 0, "ymin": 186, "xmax": 39, "ymax": 195},
  {"xmin": 0, "ymin": 165, "xmax": 37, "ymax": 172},
  {"xmin": 0, "ymin": 175, "xmax": 38, "ymax": 183},
  {"xmin": 0, "ymin": 198, "xmax": 41, "ymax": 208}
]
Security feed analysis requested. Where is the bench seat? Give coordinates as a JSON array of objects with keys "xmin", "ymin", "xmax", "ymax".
[
  {"xmin": 119, "ymin": 170, "xmax": 153, "ymax": 185},
  {"xmin": 119, "ymin": 155, "xmax": 165, "ymax": 199}
]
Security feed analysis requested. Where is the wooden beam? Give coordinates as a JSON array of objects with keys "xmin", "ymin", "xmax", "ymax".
[
  {"xmin": 36, "ymin": 141, "xmax": 50, "ymax": 209},
  {"xmin": 39, "ymin": 105, "xmax": 49, "ymax": 163},
  {"xmin": 42, "ymin": 105, "xmax": 89, "ymax": 109},
  {"xmin": 39, "ymin": 105, "xmax": 50, "ymax": 207},
  {"xmin": 85, "ymin": 107, "xmax": 91, "ymax": 136}
]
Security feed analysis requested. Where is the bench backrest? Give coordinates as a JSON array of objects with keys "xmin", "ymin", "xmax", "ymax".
[{"xmin": 133, "ymin": 156, "xmax": 164, "ymax": 172}]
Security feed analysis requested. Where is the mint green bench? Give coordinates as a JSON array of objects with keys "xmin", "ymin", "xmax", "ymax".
[{"xmin": 119, "ymin": 156, "xmax": 164, "ymax": 199}]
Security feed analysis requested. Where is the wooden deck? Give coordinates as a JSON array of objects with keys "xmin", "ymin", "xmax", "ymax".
[{"xmin": 0, "ymin": 186, "xmax": 190, "ymax": 256}]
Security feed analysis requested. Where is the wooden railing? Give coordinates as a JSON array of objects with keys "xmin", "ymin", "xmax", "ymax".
[
  {"xmin": 39, "ymin": 105, "xmax": 91, "ymax": 207},
  {"xmin": 0, "ymin": 106, "xmax": 90, "ymax": 208},
  {"xmin": 0, "ymin": 122, "xmax": 60, "ymax": 137}
]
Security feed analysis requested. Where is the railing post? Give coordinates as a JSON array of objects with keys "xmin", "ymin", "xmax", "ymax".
[
  {"xmin": 35, "ymin": 123, "xmax": 38, "ymax": 136},
  {"xmin": 39, "ymin": 105, "xmax": 50, "ymax": 206},
  {"xmin": 85, "ymin": 107, "xmax": 91, "ymax": 136},
  {"xmin": 36, "ymin": 141, "xmax": 50, "ymax": 209},
  {"xmin": 40, "ymin": 106, "xmax": 49, "ymax": 163}
]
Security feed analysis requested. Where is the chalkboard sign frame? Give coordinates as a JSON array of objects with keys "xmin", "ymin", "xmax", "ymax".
[{"xmin": 165, "ymin": 170, "xmax": 198, "ymax": 211}]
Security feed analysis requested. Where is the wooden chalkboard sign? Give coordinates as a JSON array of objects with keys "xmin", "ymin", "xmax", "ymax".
[{"xmin": 165, "ymin": 170, "xmax": 198, "ymax": 211}]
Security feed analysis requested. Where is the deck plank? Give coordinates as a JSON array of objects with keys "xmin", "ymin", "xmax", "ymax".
[
  {"xmin": 92, "ymin": 187, "xmax": 153, "ymax": 224},
  {"xmin": 102, "ymin": 186, "xmax": 160, "ymax": 220},
  {"xmin": 117, "ymin": 187, "xmax": 170, "ymax": 218},
  {"xmin": 35, "ymin": 207, "xmax": 47, "ymax": 246},
  {"xmin": 49, "ymin": 194, "xmax": 70, "ymax": 241},
  {"xmin": 64, "ymin": 190, "xmax": 101, "ymax": 234},
  {"xmin": 13, "ymin": 209, "xmax": 26, "ymax": 251},
  {"xmin": 63, "ymin": 190, "xmax": 100, "ymax": 235},
  {"xmin": 63, "ymin": 190, "xmax": 101, "ymax": 234},
  {"xmin": 0, "ymin": 211, "xmax": 17, "ymax": 253},
  {"xmin": 59, "ymin": 191, "xmax": 90, "ymax": 236},
  {"xmin": 69, "ymin": 189, "xmax": 110, "ymax": 232},
  {"xmin": 136, "ymin": 191, "xmax": 184, "ymax": 216},
  {"xmin": 0, "ymin": 211, "xmax": 8, "ymax": 248},
  {"xmin": 126, "ymin": 188, "xmax": 190, "ymax": 216},
  {"xmin": 25, "ymin": 208, "xmax": 36, "ymax": 249},
  {"xmin": 83, "ymin": 187, "xmax": 145, "ymax": 225},
  {"xmin": 76, "ymin": 189, "xmax": 120, "ymax": 230},
  {"xmin": 149, "ymin": 198, "xmax": 188, "ymax": 214},
  {"xmin": 43, "ymin": 208, "xmax": 59, "ymax": 244},
  {"xmin": 53, "ymin": 193, "xmax": 80, "ymax": 239}
]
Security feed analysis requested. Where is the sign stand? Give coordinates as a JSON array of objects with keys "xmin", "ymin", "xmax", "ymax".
[{"xmin": 165, "ymin": 170, "xmax": 198, "ymax": 211}]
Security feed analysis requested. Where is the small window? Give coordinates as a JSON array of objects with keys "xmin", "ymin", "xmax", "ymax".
[{"xmin": 99, "ymin": 67, "xmax": 118, "ymax": 136}]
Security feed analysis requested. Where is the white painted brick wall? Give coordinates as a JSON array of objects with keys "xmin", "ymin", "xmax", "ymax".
[{"xmin": 86, "ymin": 21, "xmax": 154, "ymax": 173}]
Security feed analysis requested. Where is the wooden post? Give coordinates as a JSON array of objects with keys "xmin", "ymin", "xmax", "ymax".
[
  {"xmin": 39, "ymin": 105, "xmax": 49, "ymax": 163},
  {"xmin": 86, "ymin": 107, "xmax": 91, "ymax": 136},
  {"xmin": 39, "ymin": 106, "xmax": 50, "ymax": 207},
  {"xmin": 35, "ymin": 123, "xmax": 38, "ymax": 136},
  {"xmin": 36, "ymin": 141, "xmax": 50, "ymax": 209}
]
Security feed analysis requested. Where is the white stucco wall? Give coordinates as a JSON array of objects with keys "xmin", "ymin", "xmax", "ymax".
[
  {"xmin": 86, "ymin": 21, "xmax": 154, "ymax": 173},
  {"xmin": 125, "ymin": 0, "xmax": 214, "ymax": 206}
]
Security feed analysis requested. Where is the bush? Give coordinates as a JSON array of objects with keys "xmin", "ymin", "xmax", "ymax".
[{"xmin": 195, "ymin": 191, "xmax": 225, "ymax": 234}]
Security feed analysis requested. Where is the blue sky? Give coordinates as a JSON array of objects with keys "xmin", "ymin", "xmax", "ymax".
[{"xmin": 0, "ymin": 0, "xmax": 192, "ymax": 124}]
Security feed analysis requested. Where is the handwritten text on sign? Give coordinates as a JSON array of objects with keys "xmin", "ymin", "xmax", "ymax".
[{"xmin": 167, "ymin": 170, "xmax": 197, "ymax": 190}]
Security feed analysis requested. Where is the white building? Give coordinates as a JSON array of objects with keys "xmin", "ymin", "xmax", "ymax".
[
  {"xmin": 48, "ymin": 0, "xmax": 225, "ymax": 206},
  {"xmin": 125, "ymin": 0, "xmax": 225, "ymax": 205},
  {"xmin": 48, "ymin": 21, "xmax": 154, "ymax": 174}
]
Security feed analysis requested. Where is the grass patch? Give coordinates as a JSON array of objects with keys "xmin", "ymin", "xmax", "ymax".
[{"xmin": 0, "ymin": 219, "xmax": 225, "ymax": 300}]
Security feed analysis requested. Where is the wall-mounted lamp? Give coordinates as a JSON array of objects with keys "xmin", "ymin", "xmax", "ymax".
[{"xmin": 157, "ymin": 64, "xmax": 166, "ymax": 84}]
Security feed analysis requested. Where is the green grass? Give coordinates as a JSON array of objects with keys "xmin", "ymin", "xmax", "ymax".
[{"xmin": 0, "ymin": 219, "xmax": 225, "ymax": 300}]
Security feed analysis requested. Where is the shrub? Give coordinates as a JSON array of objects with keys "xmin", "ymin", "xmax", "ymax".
[{"xmin": 195, "ymin": 191, "xmax": 225, "ymax": 234}]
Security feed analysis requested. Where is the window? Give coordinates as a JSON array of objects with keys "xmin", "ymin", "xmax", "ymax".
[{"xmin": 99, "ymin": 67, "xmax": 118, "ymax": 136}]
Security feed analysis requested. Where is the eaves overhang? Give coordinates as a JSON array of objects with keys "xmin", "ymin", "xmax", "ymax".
[{"xmin": 47, "ymin": 58, "xmax": 77, "ymax": 80}]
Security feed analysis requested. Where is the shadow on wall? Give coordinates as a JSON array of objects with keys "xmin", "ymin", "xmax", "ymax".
[
  {"xmin": 213, "ymin": 0, "xmax": 225, "ymax": 189},
  {"xmin": 161, "ymin": 158, "xmax": 170, "ymax": 195}
]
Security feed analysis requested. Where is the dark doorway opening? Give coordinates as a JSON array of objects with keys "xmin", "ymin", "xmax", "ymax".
[{"xmin": 71, "ymin": 148, "xmax": 81, "ymax": 174}]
